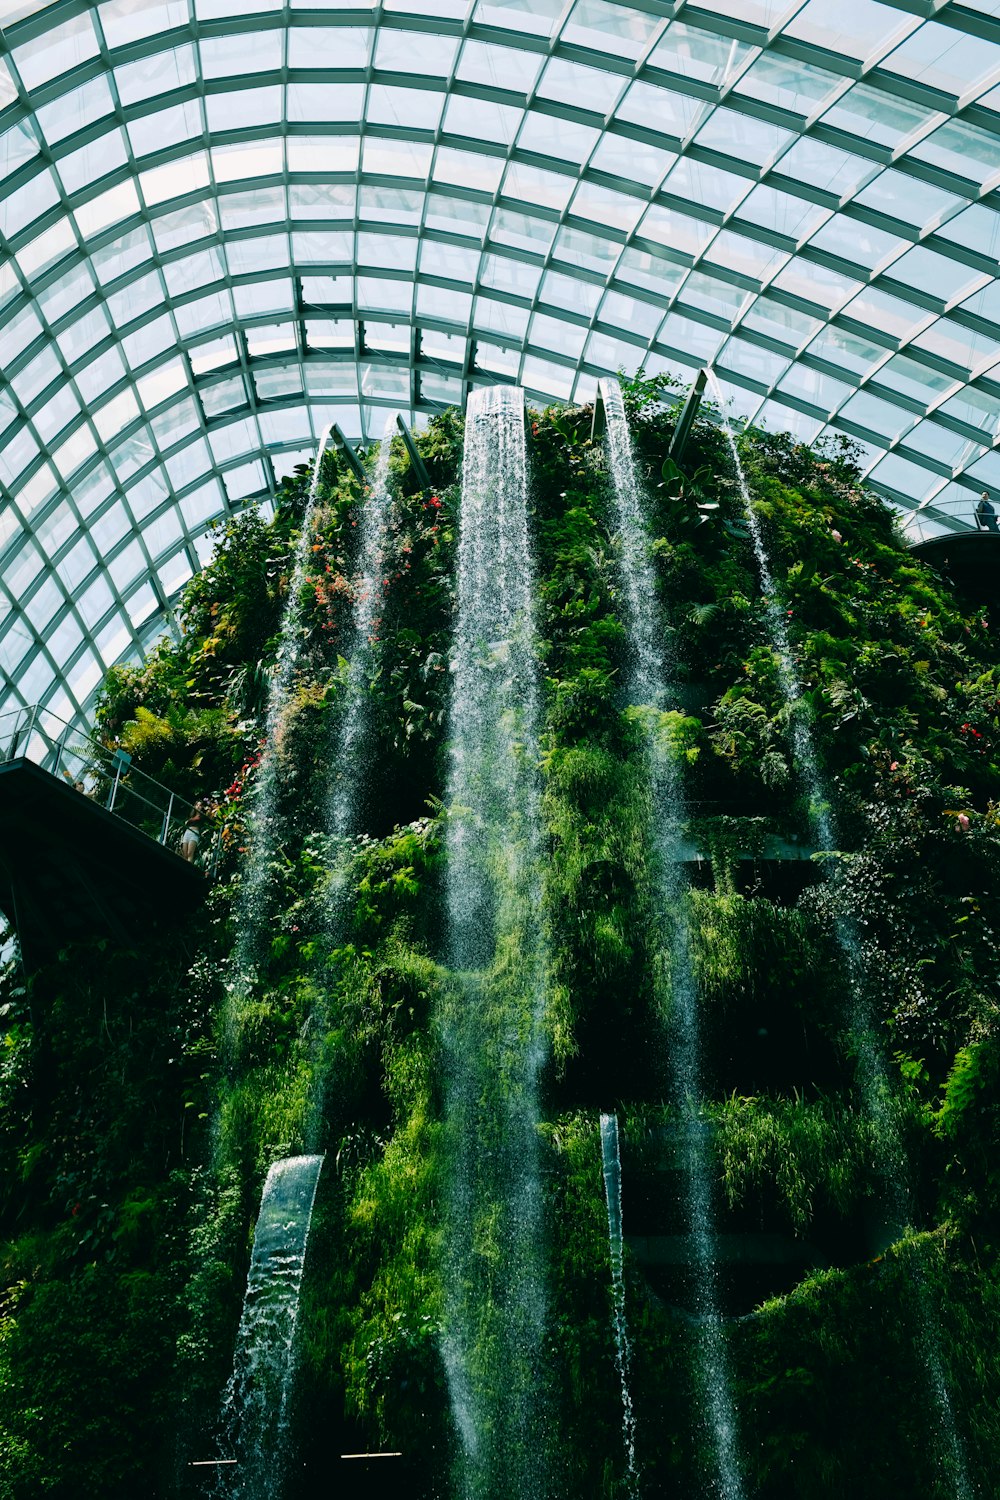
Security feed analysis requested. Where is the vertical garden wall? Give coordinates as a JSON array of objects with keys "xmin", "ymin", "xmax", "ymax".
[{"xmin": 1, "ymin": 377, "xmax": 999, "ymax": 1498}]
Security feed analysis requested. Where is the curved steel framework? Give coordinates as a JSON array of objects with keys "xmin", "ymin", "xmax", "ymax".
[{"xmin": 0, "ymin": 0, "xmax": 998, "ymax": 723}]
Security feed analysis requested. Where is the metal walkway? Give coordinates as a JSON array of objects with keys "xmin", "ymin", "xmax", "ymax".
[{"xmin": 0, "ymin": 706, "xmax": 206, "ymax": 970}]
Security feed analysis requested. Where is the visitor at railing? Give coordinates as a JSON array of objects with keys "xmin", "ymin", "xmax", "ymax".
[
  {"xmin": 180, "ymin": 802, "xmax": 205, "ymax": 863},
  {"xmin": 975, "ymin": 490, "xmax": 998, "ymax": 533},
  {"xmin": 0, "ymin": 704, "xmax": 197, "ymax": 857}
]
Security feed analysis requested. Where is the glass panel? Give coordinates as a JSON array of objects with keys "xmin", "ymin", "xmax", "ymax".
[
  {"xmin": 653, "ymin": 313, "xmax": 724, "ymax": 363},
  {"xmin": 596, "ymin": 290, "xmax": 661, "ymax": 340},
  {"xmin": 490, "ymin": 206, "xmax": 556, "ymax": 255},
  {"xmin": 705, "ymin": 229, "xmax": 787, "ymax": 282},
  {"xmin": 911, "ymin": 120, "xmax": 1000, "ymax": 186},
  {"xmin": 805, "ymin": 326, "xmax": 887, "ymax": 381},
  {"xmin": 771, "ymin": 257, "xmax": 861, "ymax": 310},
  {"xmin": 553, "ymin": 224, "xmax": 621, "ymax": 273},
  {"xmin": 937, "ymin": 204, "xmax": 1000, "ymax": 261},
  {"xmin": 454, "ymin": 38, "xmax": 539, "ymax": 91},
  {"xmin": 141, "ymin": 152, "xmax": 211, "ymax": 207},
  {"xmin": 116, "ymin": 44, "xmax": 197, "ymax": 106},
  {"xmin": 475, "ymin": 0, "xmax": 563, "ymax": 39},
  {"xmin": 516, "ymin": 111, "xmax": 599, "ymax": 162},
  {"xmin": 589, "ymin": 132, "xmax": 668, "ymax": 187},
  {"xmin": 529, "ymin": 312, "xmax": 587, "ymax": 359},
  {"xmin": 741, "ymin": 296, "xmax": 821, "ymax": 347},
  {"xmin": 662, "ymin": 156, "xmax": 751, "ymax": 215},
  {"xmin": 887, "ymin": 247, "xmax": 986, "ymax": 304},
  {"xmin": 205, "ymin": 84, "xmax": 283, "ymax": 133},
  {"xmin": 124, "ymin": 315, "xmax": 176, "ymax": 372},
  {"xmin": 37, "ymin": 262, "xmax": 95, "ymax": 323},
  {"xmin": 539, "ymin": 58, "xmax": 626, "ymax": 115},
  {"xmin": 809, "ymin": 213, "xmax": 903, "ymax": 269},
  {"xmin": 778, "ymin": 361, "xmax": 853, "ymax": 410},
  {"xmin": 854, "ymin": 169, "xmax": 963, "ymax": 230},
  {"xmin": 734, "ymin": 52, "xmax": 842, "ymax": 114},
  {"xmin": 843, "ymin": 285, "xmax": 929, "ymax": 339},
  {"xmin": 14, "ymin": 12, "xmax": 99, "ymax": 90},
  {"xmin": 650, "ymin": 21, "xmax": 755, "ymax": 86},
  {"xmin": 379, "ymin": 27, "xmax": 459, "ymax": 75},
  {"xmin": 0, "ymin": 119, "xmax": 40, "ymax": 179},
  {"xmin": 201, "ymin": 30, "xmax": 283, "ymax": 77},
  {"xmin": 37, "ymin": 75, "xmax": 115, "ymax": 145},
  {"xmin": 287, "ymin": 26, "xmax": 371, "ymax": 68},
  {"xmin": 877, "ymin": 353, "xmax": 955, "ymax": 405},
  {"xmin": 173, "ymin": 289, "xmax": 233, "ymax": 337},
  {"xmin": 434, "ymin": 146, "xmax": 505, "ymax": 194},
  {"xmin": 502, "ymin": 161, "xmax": 574, "ymax": 212},
  {"xmin": 0, "ymin": 171, "xmax": 59, "ymax": 239},
  {"xmin": 286, "ymin": 82, "xmax": 366, "ymax": 122},
  {"xmin": 617, "ymin": 80, "xmax": 708, "ymax": 138},
  {"xmin": 882, "ymin": 23, "xmax": 1000, "ymax": 97},
  {"xmin": 822, "ymin": 80, "xmax": 940, "ymax": 149},
  {"xmin": 736, "ymin": 185, "xmax": 827, "ymax": 241},
  {"xmin": 911, "ymin": 317, "xmax": 998, "ymax": 371},
  {"xmin": 563, "ymin": 0, "xmax": 661, "ymax": 59},
  {"xmin": 785, "ymin": 0, "xmax": 915, "ymax": 60},
  {"xmin": 361, "ymin": 142, "xmax": 432, "ymax": 184},
  {"xmin": 100, "ymin": 0, "xmax": 189, "ymax": 50},
  {"xmin": 695, "ymin": 107, "xmax": 793, "ymax": 166},
  {"xmin": 443, "ymin": 94, "xmax": 522, "ymax": 145},
  {"xmin": 838, "ymin": 388, "xmax": 915, "ymax": 442},
  {"xmin": 776, "ymin": 137, "xmax": 875, "ymax": 197},
  {"xmin": 0, "ymin": 305, "xmax": 43, "ymax": 366}
]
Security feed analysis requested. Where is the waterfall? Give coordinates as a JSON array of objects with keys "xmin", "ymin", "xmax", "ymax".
[
  {"xmin": 327, "ymin": 415, "xmax": 396, "ymax": 862},
  {"xmin": 599, "ymin": 1113, "xmax": 638, "ymax": 1497},
  {"xmin": 704, "ymin": 370, "xmax": 971, "ymax": 1499},
  {"xmin": 215, "ymin": 1154, "xmax": 324, "ymax": 1497},
  {"xmin": 235, "ymin": 425, "xmax": 336, "ymax": 977},
  {"xmin": 601, "ymin": 376, "xmax": 745, "ymax": 1500},
  {"xmin": 440, "ymin": 384, "xmax": 549, "ymax": 1500}
]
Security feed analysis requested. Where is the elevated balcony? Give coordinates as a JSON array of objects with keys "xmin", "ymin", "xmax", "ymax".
[{"xmin": 0, "ymin": 705, "xmax": 206, "ymax": 970}]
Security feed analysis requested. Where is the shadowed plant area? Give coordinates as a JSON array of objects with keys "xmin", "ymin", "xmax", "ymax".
[{"xmin": 0, "ymin": 377, "xmax": 999, "ymax": 1498}]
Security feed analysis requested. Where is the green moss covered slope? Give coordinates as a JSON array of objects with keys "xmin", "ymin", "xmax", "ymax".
[{"xmin": 0, "ymin": 380, "xmax": 998, "ymax": 1497}]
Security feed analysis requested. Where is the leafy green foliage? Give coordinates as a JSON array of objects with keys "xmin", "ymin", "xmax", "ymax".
[{"xmin": 1, "ymin": 391, "xmax": 999, "ymax": 1496}]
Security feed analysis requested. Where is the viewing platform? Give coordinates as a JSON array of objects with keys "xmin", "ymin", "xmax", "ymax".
[
  {"xmin": 903, "ymin": 501, "xmax": 1000, "ymax": 611},
  {"xmin": 0, "ymin": 705, "xmax": 206, "ymax": 970}
]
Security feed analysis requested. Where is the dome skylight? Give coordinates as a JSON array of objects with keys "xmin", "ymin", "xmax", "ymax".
[{"xmin": 0, "ymin": 0, "xmax": 998, "ymax": 724}]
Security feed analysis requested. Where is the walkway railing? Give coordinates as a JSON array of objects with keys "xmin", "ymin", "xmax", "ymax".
[
  {"xmin": 0, "ymin": 704, "xmax": 196, "ymax": 856},
  {"xmin": 901, "ymin": 500, "xmax": 1000, "ymax": 546}
]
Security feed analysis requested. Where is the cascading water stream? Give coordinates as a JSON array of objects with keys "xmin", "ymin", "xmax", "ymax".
[
  {"xmin": 234, "ymin": 424, "xmax": 336, "ymax": 981},
  {"xmin": 327, "ymin": 415, "xmax": 396, "ymax": 866},
  {"xmin": 599, "ymin": 1113, "xmax": 638, "ymax": 1497},
  {"xmin": 704, "ymin": 369, "xmax": 971, "ymax": 1499},
  {"xmin": 293, "ymin": 414, "xmax": 400, "ymax": 1149},
  {"xmin": 213, "ymin": 1154, "xmax": 324, "ymax": 1497},
  {"xmin": 216, "ymin": 422, "xmax": 337, "ymax": 1160},
  {"xmin": 600, "ymin": 377, "xmax": 744, "ymax": 1500},
  {"xmin": 440, "ymin": 384, "xmax": 549, "ymax": 1500},
  {"xmin": 209, "ymin": 423, "xmax": 396, "ymax": 1477}
]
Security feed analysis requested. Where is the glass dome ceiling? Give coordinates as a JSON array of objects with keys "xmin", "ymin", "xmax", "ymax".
[{"xmin": 1, "ymin": 0, "xmax": 999, "ymax": 727}]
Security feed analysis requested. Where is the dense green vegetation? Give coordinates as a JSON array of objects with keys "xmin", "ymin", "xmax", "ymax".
[{"xmin": 1, "ymin": 378, "xmax": 998, "ymax": 1497}]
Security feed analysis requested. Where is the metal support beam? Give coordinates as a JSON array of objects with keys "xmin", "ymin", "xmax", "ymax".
[
  {"xmin": 396, "ymin": 415, "xmax": 432, "ymax": 491},
  {"xmin": 331, "ymin": 425, "xmax": 368, "ymax": 487},
  {"xmin": 667, "ymin": 369, "xmax": 708, "ymax": 464},
  {"xmin": 591, "ymin": 386, "xmax": 607, "ymax": 443}
]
